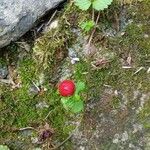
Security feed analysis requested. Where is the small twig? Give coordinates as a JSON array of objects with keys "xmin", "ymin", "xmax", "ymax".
[
  {"xmin": 18, "ymin": 127, "xmax": 37, "ymax": 131},
  {"xmin": 31, "ymin": 80, "xmax": 41, "ymax": 92},
  {"xmin": 50, "ymin": 133, "xmax": 73, "ymax": 150},
  {"xmin": 133, "ymin": 67, "xmax": 144, "ymax": 75},
  {"xmin": 11, "ymin": 127, "xmax": 38, "ymax": 132},
  {"xmin": 45, "ymin": 111, "xmax": 52, "ymax": 120},
  {"xmin": 88, "ymin": 11, "xmax": 100, "ymax": 45},
  {"xmin": 46, "ymin": 10, "xmax": 58, "ymax": 27},
  {"xmin": 45, "ymin": 107, "xmax": 58, "ymax": 120},
  {"xmin": 122, "ymin": 66, "xmax": 132, "ymax": 69}
]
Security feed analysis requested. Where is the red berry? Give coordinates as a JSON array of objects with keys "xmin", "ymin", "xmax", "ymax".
[{"xmin": 58, "ymin": 80, "xmax": 75, "ymax": 97}]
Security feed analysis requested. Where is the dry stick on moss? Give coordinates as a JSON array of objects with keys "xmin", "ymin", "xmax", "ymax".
[
  {"xmin": 15, "ymin": 127, "xmax": 37, "ymax": 132},
  {"xmin": 32, "ymin": 80, "xmax": 41, "ymax": 92},
  {"xmin": 50, "ymin": 133, "xmax": 72, "ymax": 150},
  {"xmin": 88, "ymin": 11, "xmax": 100, "ymax": 45},
  {"xmin": 36, "ymin": 10, "xmax": 57, "ymax": 33}
]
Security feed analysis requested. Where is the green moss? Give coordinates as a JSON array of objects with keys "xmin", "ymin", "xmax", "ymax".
[
  {"xmin": 0, "ymin": 3, "xmax": 87, "ymax": 148},
  {"xmin": 0, "ymin": 0, "xmax": 150, "ymax": 149}
]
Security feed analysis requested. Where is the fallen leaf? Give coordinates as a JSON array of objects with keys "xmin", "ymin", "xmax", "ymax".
[
  {"xmin": 126, "ymin": 53, "xmax": 132, "ymax": 66},
  {"xmin": 38, "ymin": 123, "xmax": 54, "ymax": 142},
  {"xmin": 91, "ymin": 58, "xmax": 110, "ymax": 69}
]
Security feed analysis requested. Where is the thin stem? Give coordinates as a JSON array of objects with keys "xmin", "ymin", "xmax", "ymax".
[
  {"xmin": 51, "ymin": 115, "xmax": 83, "ymax": 150},
  {"xmin": 92, "ymin": 8, "xmax": 95, "ymax": 21},
  {"xmin": 88, "ymin": 11, "xmax": 100, "ymax": 45}
]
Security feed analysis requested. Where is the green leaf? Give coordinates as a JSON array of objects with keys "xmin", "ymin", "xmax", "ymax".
[
  {"xmin": 61, "ymin": 97, "xmax": 73, "ymax": 110},
  {"xmin": 61, "ymin": 81, "xmax": 85, "ymax": 113},
  {"xmin": 61, "ymin": 98, "xmax": 84, "ymax": 113},
  {"xmin": 80, "ymin": 20, "xmax": 95, "ymax": 32},
  {"xmin": 74, "ymin": 0, "xmax": 91, "ymax": 10},
  {"xmin": 92, "ymin": 0, "xmax": 113, "ymax": 11},
  {"xmin": 75, "ymin": 94, "xmax": 81, "ymax": 101},
  {"xmin": 70, "ymin": 100, "xmax": 84, "ymax": 113},
  {"xmin": 75, "ymin": 81, "xmax": 86, "ymax": 94},
  {"xmin": 0, "ymin": 145, "xmax": 9, "ymax": 150}
]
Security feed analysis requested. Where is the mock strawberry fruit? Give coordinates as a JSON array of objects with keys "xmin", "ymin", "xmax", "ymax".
[{"xmin": 58, "ymin": 80, "xmax": 75, "ymax": 97}]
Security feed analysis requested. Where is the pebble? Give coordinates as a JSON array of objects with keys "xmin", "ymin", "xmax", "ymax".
[
  {"xmin": 29, "ymin": 84, "xmax": 40, "ymax": 95},
  {"xmin": 121, "ymin": 131, "xmax": 128, "ymax": 142},
  {"xmin": 36, "ymin": 101, "xmax": 49, "ymax": 109},
  {"xmin": 0, "ymin": 66, "xmax": 8, "ymax": 79}
]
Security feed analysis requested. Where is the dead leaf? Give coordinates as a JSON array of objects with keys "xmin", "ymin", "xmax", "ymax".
[
  {"xmin": 91, "ymin": 58, "xmax": 110, "ymax": 69},
  {"xmin": 38, "ymin": 123, "xmax": 54, "ymax": 142},
  {"xmin": 126, "ymin": 53, "xmax": 132, "ymax": 66}
]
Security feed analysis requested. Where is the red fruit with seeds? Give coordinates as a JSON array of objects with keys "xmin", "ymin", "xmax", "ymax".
[{"xmin": 58, "ymin": 80, "xmax": 75, "ymax": 97}]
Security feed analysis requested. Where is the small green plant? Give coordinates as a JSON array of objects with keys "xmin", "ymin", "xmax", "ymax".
[
  {"xmin": 75, "ymin": 0, "xmax": 113, "ymax": 44},
  {"xmin": 74, "ymin": 0, "xmax": 113, "ymax": 11},
  {"xmin": 60, "ymin": 81, "xmax": 85, "ymax": 113},
  {"xmin": 80, "ymin": 20, "xmax": 95, "ymax": 32},
  {"xmin": 0, "ymin": 145, "xmax": 9, "ymax": 150}
]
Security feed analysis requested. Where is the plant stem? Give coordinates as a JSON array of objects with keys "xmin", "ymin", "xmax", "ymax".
[
  {"xmin": 92, "ymin": 8, "xmax": 95, "ymax": 21},
  {"xmin": 88, "ymin": 11, "xmax": 100, "ymax": 45}
]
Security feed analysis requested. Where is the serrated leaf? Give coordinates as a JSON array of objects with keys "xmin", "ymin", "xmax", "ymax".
[
  {"xmin": 61, "ymin": 98, "xmax": 84, "ymax": 113},
  {"xmin": 74, "ymin": 0, "xmax": 91, "ymax": 10},
  {"xmin": 92, "ymin": 0, "xmax": 113, "ymax": 11},
  {"xmin": 61, "ymin": 97, "xmax": 73, "ymax": 110},
  {"xmin": 70, "ymin": 100, "xmax": 84, "ymax": 113},
  {"xmin": 75, "ymin": 81, "xmax": 85, "ymax": 94}
]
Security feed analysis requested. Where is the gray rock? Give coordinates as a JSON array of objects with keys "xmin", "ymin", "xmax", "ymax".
[
  {"xmin": 0, "ymin": 65, "xmax": 8, "ymax": 79},
  {"xmin": 0, "ymin": 0, "xmax": 65, "ymax": 48}
]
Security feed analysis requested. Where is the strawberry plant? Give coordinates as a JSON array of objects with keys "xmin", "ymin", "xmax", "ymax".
[
  {"xmin": 58, "ymin": 80, "xmax": 85, "ymax": 113},
  {"xmin": 74, "ymin": 0, "xmax": 113, "ymax": 44},
  {"xmin": 74, "ymin": 0, "xmax": 113, "ymax": 11}
]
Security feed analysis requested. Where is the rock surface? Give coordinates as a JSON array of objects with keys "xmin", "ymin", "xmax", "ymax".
[
  {"xmin": 72, "ymin": 88, "xmax": 150, "ymax": 150},
  {"xmin": 0, "ymin": 0, "xmax": 64, "ymax": 48}
]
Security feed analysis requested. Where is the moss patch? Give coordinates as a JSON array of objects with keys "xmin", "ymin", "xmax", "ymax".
[{"xmin": 0, "ymin": 0, "xmax": 150, "ymax": 149}]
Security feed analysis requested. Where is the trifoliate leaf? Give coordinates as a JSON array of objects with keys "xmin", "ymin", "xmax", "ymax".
[
  {"xmin": 61, "ymin": 98, "xmax": 84, "ymax": 113},
  {"xmin": 75, "ymin": 81, "xmax": 86, "ymax": 94},
  {"xmin": 92, "ymin": 0, "xmax": 113, "ymax": 11},
  {"xmin": 74, "ymin": 0, "xmax": 91, "ymax": 10},
  {"xmin": 70, "ymin": 100, "xmax": 84, "ymax": 113}
]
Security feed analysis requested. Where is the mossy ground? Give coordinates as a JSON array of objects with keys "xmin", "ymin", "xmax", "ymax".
[{"xmin": 0, "ymin": 0, "xmax": 150, "ymax": 149}]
